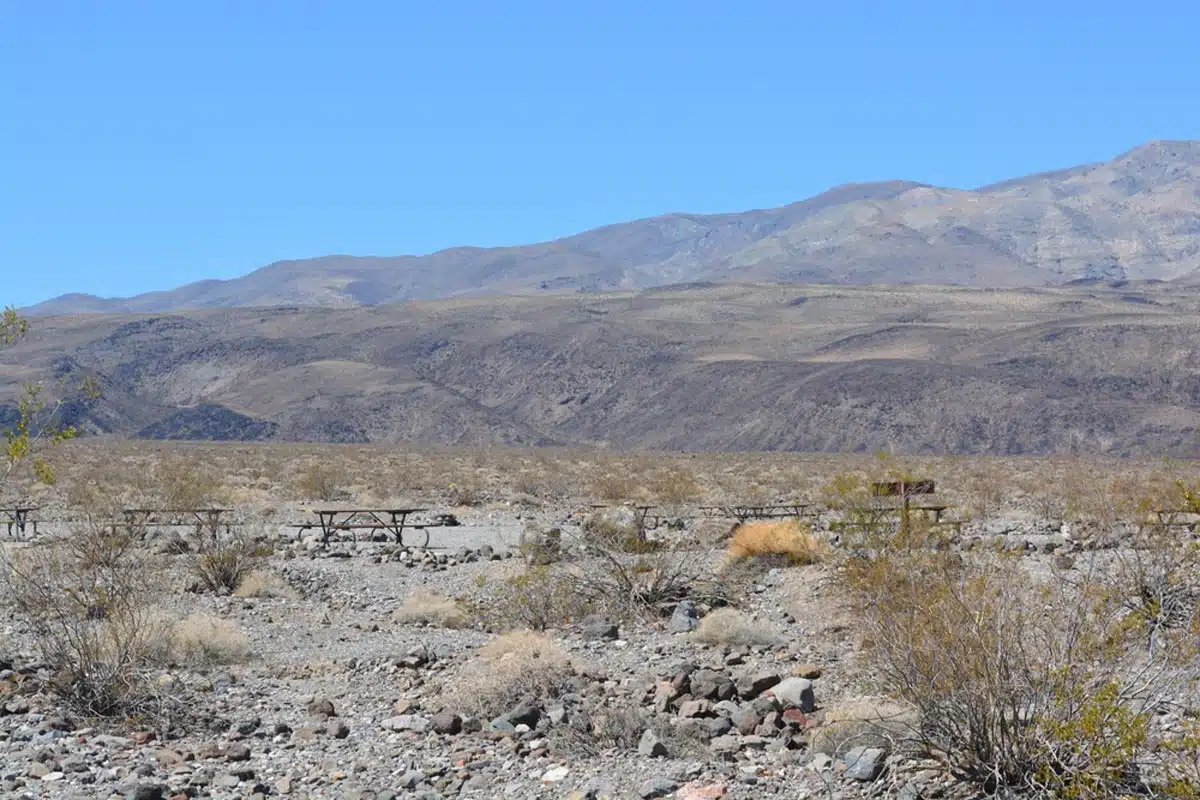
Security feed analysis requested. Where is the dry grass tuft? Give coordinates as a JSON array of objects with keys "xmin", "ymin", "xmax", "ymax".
[
  {"xmin": 726, "ymin": 520, "xmax": 827, "ymax": 566},
  {"xmin": 810, "ymin": 698, "xmax": 918, "ymax": 757},
  {"xmin": 692, "ymin": 608, "xmax": 779, "ymax": 647},
  {"xmin": 234, "ymin": 570, "xmax": 299, "ymax": 600},
  {"xmin": 393, "ymin": 591, "xmax": 469, "ymax": 629},
  {"xmin": 444, "ymin": 631, "xmax": 574, "ymax": 718},
  {"xmin": 170, "ymin": 613, "xmax": 252, "ymax": 665}
]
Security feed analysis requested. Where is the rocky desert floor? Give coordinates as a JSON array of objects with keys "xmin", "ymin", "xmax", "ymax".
[{"xmin": 2, "ymin": 445, "xmax": 1199, "ymax": 800}]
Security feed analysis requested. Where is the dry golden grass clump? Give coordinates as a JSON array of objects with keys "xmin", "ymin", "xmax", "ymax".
[
  {"xmin": 393, "ymin": 591, "xmax": 469, "ymax": 629},
  {"xmin": 810, "ymin": 698, "xmax": 918, "ymax": 757},
  {"xmin": 170, "ymin": 613, "xmax": 252, "ymax": 665},
  {"xmin": 725, "ymin": 520, "xmax": 827, "ymax": 566},
  {"xmin": 234, "ymin": 570, "xmax": 300, "ymax": 600},
  {"xmin": 692, "ymin": 608, "xmax": 779, "ymax": 647},
  {"xmin": 444, "ymin": 631, "xmax": 574, "ymax": 718}
]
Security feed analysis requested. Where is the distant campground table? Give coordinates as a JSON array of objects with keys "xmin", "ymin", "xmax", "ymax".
[
  {"xmin": 120, "ymin": 508, "xmax": 234, "ymax": 534},
  {"xmin": 2, "ymin": 506, "xmax": 39, "ymax": 537},
  {"xmin": 292, "ymin": 508, "xmax": 448, "ymax": 546}
]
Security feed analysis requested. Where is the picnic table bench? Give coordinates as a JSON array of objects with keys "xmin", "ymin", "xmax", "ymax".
[
  {"xmin": 120, "ymin": 508, "xmax": 235, "ymax": 535},
  {"xmin": 699, "ymin": 503, "xmax": 815, "ymax": 522},
  {"xmin": 588, "ymin": 504, "xmax": 664, "ymax": 534},
  {"xmin": 2, "ymin": 506, "xmax": 39, "ymax": 538},
  {"xmin": 291, "ymin": 508, "xmax": 458, "ymax": 547},
  {"xmin": 1149, "ymin": 509, "xmax": 1200, "ymax": 532},
  {"xmin": 838, "ymin": 480, "xmax": 959, "ymax": 531}
]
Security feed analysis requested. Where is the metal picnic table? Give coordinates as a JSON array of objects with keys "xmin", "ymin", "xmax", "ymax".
[
  {"xmin": 2, "ymin": 506, "xmax": 39, "ymax": 538},
  {"xmin": 699, "ymin": 503, "xmax": 816, "ymax": 522},
  {"xmin": 292, "ymin": 508, "xmax": 456, "ymax": 547},
  {"xmin": 120, "ymin": 508, "xmax": 234, "ymax": 535}
]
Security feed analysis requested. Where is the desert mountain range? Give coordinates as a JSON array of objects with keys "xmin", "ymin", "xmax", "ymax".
[
  {"xmin": 5, "ymin": 283, "xmax": 1200, "ymax": 456},
  {"xmin": 25, "ymin": 140, "xmax": 1200, "ymax": 314}
]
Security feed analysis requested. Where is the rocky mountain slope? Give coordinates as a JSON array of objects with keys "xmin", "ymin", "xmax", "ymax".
[
  {"xmin": 26, "ymin": 141, "xmax": 1200, "ymax": 314},
  {"xmin": 5, "ymin": 283, "xmax": 1200, "ymax": 456}
]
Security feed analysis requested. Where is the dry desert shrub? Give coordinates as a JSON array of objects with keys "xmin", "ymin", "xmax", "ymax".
[
  {"xmin": 472, "ymin": 563, "xmax": 591, "ymax": 631},
  {"xmin": 810, "ymin": 698, "xmax": 919, "ymax": 757},
  {"xmin": 725, "ymin": 519, "xmax": 827, "ymax": 566},
  {"xmin": 191, "ymin": 529, "xmax": 265, "ymax": 594},
  {"xmin": 692, "ymin": 608, "xmax": 779, "ymax": 647},
  {"xmin": 0, "ymin": 524, "xmax": 173, "ymax": 718},
  {"xmin": 170, "ymin": 613, "xmax": 251, "ymax": 665},
  {"xmin": 393, "ymin": 591, "xmax": 469, "ymax": 629},
  {"xmin": 846, "ymin": 542, "xmax": 1200, "ymax": 798},
  {"xmin": 295, "ymin": 462, "xmax": 348, "ymax": 502},
  {"xmin": 234, "ymin": 569, "xmax": 299, "ymax": 600},
  {"xmin": 443, "ymin": 631, "xmax": 575, "ymax": 718}
]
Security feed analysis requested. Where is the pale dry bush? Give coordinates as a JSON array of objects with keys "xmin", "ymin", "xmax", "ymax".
[
  {"xmin": 170, "ymin": 613, "xmax": 251, "ymax": 665},
  {"xmin": 848, "ymin": 544, "xmax": 1200, "ymax": 797},
  {"xmin": 443, "ymin": 631, "xmax": 575, "ymax": 718},
  {"xmin": 191, "ymin": 528, "xmax": 265, "ymax": 594},
  {"xmin": 234, "ymin": 570, "xmax": 299, "ymax": 600},
  {"xmin": 393, "ymin": 591, "xmax": 469, "ymax": 629},
  {"xmin": 146, "ymin": 455, "xmax": 223, "ymax": 509},
  {"xmin": 725, "ymin": 520, "xmax": 827, "ymax": 566},
  {"xmin": 295, "ymin": 462, "xmax": 348, "ymax": 502},
  {"xmin": 0, "ymin": 524, "xmax": 173, "ymax": 717},
  {"xmin": 692, "ymin": 608, "xmax": 779, "ymax": 647},
  {"xmin": 472, "ymin": 563, "xmax": 592, "ymax": 631},
  {"xmin": 810, "ymin": 698, "xmax": 918, "ymax": 757}
]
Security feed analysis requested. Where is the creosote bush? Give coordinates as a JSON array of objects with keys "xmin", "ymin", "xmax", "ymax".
[
  {"xmin": 295, "ymin": 463, "xmax": 347, "ymax": 502},
  {"xmin": 0, "ymin": 523, "xmax": 172, "ymax": 718},
  {"xmin": 845, "ymin": 537, "xmax": 1200, "ymax": 798},
  {"xmin": 191, "ymin": 528, "xmax": 267, "ymax": 594},
  {"xmin": 443, "ymin": 631, "xmax": 575, "ymax": 718}
]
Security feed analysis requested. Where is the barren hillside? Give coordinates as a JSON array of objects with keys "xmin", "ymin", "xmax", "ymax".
[
  {"xmin": 5, "ymin": 283, "xmax": 1200, "ymax": 456},
  {"xmin": 25, "ymin": 141, "xmax": 1200, "ymax": 314}
]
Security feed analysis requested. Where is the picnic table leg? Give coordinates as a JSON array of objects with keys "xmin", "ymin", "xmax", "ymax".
[{"xmin": 394, "ymin": 512, "xmax": 409, "ymax": 546}]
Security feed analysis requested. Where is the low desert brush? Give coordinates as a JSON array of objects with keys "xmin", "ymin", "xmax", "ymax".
[
  {"xmin": 443, "ymin": 631, "xmax": 575, "ymax": 718},
  {"xmin": 726, "ymin": 520, "xmax": 826, "ymax": 566},
  {"xmin": 393, "ymin": 591, "xmax": 469, "ymax": 629},
  {"xmin": 234, "ymin": 570, "xmax": 299, "ymax": 600},
  {"xmin": 692, "ymin": 608, "xmax": 779, "ymax": 647},
  {"xmin": 170, "ymin": 613, "xmax": 251, "ymax": 665}
]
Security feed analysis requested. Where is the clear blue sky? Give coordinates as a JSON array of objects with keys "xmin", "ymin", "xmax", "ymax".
[{"xmin": 3, "ymin": 0, "xmax": 1198, "ymax": 306}]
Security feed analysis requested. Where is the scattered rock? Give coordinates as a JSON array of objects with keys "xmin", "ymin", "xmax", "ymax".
[
  {"xmin": 638, "ymin": 729, "xmax": 668, "ymax": 757},
  {"xmin": 638, "ymin": 776, "xmax": 680, "ymax": 798},
  {"xmin": 767, "ymin": 677, "xmax": 815, "ymax": 712},
  {"xmin": 842, "ymin": 746, "xmax": 887, "ymax": 781},
  {"xmin": 581, "ymin": 615, "xmax": 619, "ymax": 640},
  {"xmin": 430, "ymin": 711, "xmax": 462, "ymax": 735},
  {"xmin": 669, "ymin": 600, "xmax": 701, "ymax": 633}
]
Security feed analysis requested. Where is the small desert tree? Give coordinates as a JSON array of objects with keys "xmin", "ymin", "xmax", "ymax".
[{"xmin": 1, "ymin": 307, "xmax": 98, "ymax": 492}]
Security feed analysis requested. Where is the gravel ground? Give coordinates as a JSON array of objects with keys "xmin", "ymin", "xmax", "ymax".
[{"xmin": 0, "ymin": 504, "xmax": 1127, "ymax": 800}]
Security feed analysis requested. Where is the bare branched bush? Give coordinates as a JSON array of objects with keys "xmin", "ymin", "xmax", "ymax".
[
  {"xmin": 442, "ymin": 631, "xmax": 575, "ymax": 718},
  {"xmin": 569, "ymin": 535, "xmax": 703, "ymax": 619},
  {"xmin": 150, "ymin": 456, "xmax": 222, "ymax": 509},
  {"xmin": 295, "ymin": 463, "xmax": 347, "ymax": 502},
  {"xmin": 692, "ymin": 608, "xmax": 779, "ymax": 647},
  {"xmin": 848, "ymin": 544, "xmax": 1200, "ymax": 797},
  {"xmin": 191, "ymin": 528, "xmax": 266, "ymax": 594},
  {"xmin": 393, "ymin": 591, "xmax": 469, "ymax": 629},
  {"xmin": 0, "ymin": 523, "xmax": 172, "ymax": 717},
  {"xmin": 472, "ymin": 565, "xmax": 592, "ymax": 631}
]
